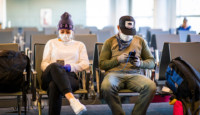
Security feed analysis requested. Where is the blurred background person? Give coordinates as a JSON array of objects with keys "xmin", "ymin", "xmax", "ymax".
[{"xmin": 177, "ymin": 17, "xmax": 191, "ymax": 34}]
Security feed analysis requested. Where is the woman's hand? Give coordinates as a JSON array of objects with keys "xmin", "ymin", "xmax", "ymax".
[{"xmin": 63, "ymin": 64, "xmax": 71, "ymax": 72}]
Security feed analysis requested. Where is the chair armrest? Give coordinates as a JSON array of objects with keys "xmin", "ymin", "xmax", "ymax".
[{"xmin": 31, "ymin": 69, "xmax": 37, "ymax": 101}]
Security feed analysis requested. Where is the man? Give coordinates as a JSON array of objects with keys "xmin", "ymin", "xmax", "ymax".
[{"xmin": 100, "ymin": 16, "xmax": 156, "ymax": 115}]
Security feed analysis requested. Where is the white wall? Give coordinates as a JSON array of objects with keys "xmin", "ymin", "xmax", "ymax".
[
  {"xmin": 154, "ymin": 0, "xmax": 176, "ymax": 30},
  {"xmin": 86, "ymin": 0, "xmax": 129, "ymax": 30},
  {"xmin": 0, "ymin": 0, "xmax": 6, "ymax": 29},
  {"xmin": 167, "ymin": 0, "xmax": 176, "ymax": 29},
  {"xmin": 154, "ymin": 0, "xmax": 167, "ymax": 30},
  {"xmin": 115, "ymin": 0, "xmax": 129, "ymax": 27},
  {"xmin": 109, "ymin": 0, "xmax": 129, "ymax": 32},
  {"xmin": 0, "ymin": 0, "xmax": 3, "ymax": 23},
  {"xmin": 86, "ymin": 0, "xmax": 112, "ymax": 29},
  {"xmin": 5, "ymin": 0, "xmax": 177, "ymax": 31},
  {"xmin": 6, "ymin": 0, "xmax": 86, "ymax": 30}
]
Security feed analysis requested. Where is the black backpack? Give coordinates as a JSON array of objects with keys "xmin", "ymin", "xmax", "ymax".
[
  {"xmin": 165, "ymin": 57, "xmax": 200, "ymax": 115},
  {"xmin": 0, "ymin": 50, "xmax": 30, "ymax": 92}
]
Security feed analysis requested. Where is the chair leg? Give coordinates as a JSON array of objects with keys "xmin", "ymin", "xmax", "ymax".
[
  {"xmin": 96, "ymin": 70, "xmax": 100, "ymax": 94},
  {"xmin": 24, "ymin": 95, "xmax": 27, "ymax": 115},
  {"xmin": 85, "ymin": 71, "xmax": 90, "ymax": 100},
  {"xmin": 17, "ymin": 96, "xmax": 21, "ymax": 115},
  {"xmin": 38, "ymin": 95, "xmax": 42, "ymax": 115},
  {"xmin": 88, "ymin": 71, "xmax": 96, "ymax": 100}
]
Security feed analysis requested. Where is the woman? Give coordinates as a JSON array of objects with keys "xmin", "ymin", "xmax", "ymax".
[
  {"xmin": 177, "ymin": 17, "xmax": 191, "ymax": 34},
  {"xmin": 41, "ymin": 12, "xmax": 89, "ymax": 115}
]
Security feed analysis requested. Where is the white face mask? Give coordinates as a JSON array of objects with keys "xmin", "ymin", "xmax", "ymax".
[
  {"xmin": 119, "ymin": 32, "xmax": 133, "ymax": 42},
  {"xmin": 59, "ymin": 33, "xmax": 73, "ymax": 42}
]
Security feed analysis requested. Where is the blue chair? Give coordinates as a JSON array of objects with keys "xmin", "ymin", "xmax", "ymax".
[
  {"xmin": 186, "ymin": 34, "xmax": 200, "ymax": 42},
  {"xmin": 0, "ymin": 30, "xmax": 14, "ymax": 43},
  {"xmin": 178, "ymin": 30, "xmax": 196, "ymax": 42}
]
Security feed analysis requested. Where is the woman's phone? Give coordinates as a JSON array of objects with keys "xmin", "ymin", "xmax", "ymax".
[{"xmin": 56, "ymin": 59, "xmax": 64, "ymax": 66}]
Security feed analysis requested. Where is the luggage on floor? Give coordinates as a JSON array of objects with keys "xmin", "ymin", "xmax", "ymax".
[
  {"xmin": 0, "ymin": 50, "xmax": 30, "ymax": 92},
  {"xmin": 165, "ymin": 57, "xmax": 200, "ymax": 115}
]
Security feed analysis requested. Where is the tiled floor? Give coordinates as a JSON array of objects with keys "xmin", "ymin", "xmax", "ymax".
[{"xmin": 0, "ymin": 102, "xmax": 173, "ymax": 115}]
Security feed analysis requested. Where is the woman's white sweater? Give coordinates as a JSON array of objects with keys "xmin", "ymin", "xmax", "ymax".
[{"xmin": 41, "ymin": 38, "xmax": 89, "ymax": 72}]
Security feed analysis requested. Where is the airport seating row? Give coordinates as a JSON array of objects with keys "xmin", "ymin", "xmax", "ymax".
[{"xmin": 0, "ymin": 28, "xmax": 200, "ymax": 114}]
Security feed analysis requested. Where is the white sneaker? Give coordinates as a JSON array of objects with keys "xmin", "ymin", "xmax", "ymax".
[{"xmin": 69, "ymin": 98, "xmax": 87, "ymax": 115}]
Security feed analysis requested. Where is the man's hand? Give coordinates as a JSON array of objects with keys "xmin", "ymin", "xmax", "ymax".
[
  {"xmin": 130, "ymin": 56, "xmax": 141, "ymax": 67},
  {"xmin": 117, "ymin": 53, "xmax": 128, "ymax": 63}
]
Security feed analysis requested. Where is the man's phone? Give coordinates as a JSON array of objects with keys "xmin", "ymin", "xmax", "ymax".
[{"xmin": 128, "ymin": 51, "xmax": 136, "ymax": 59}]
